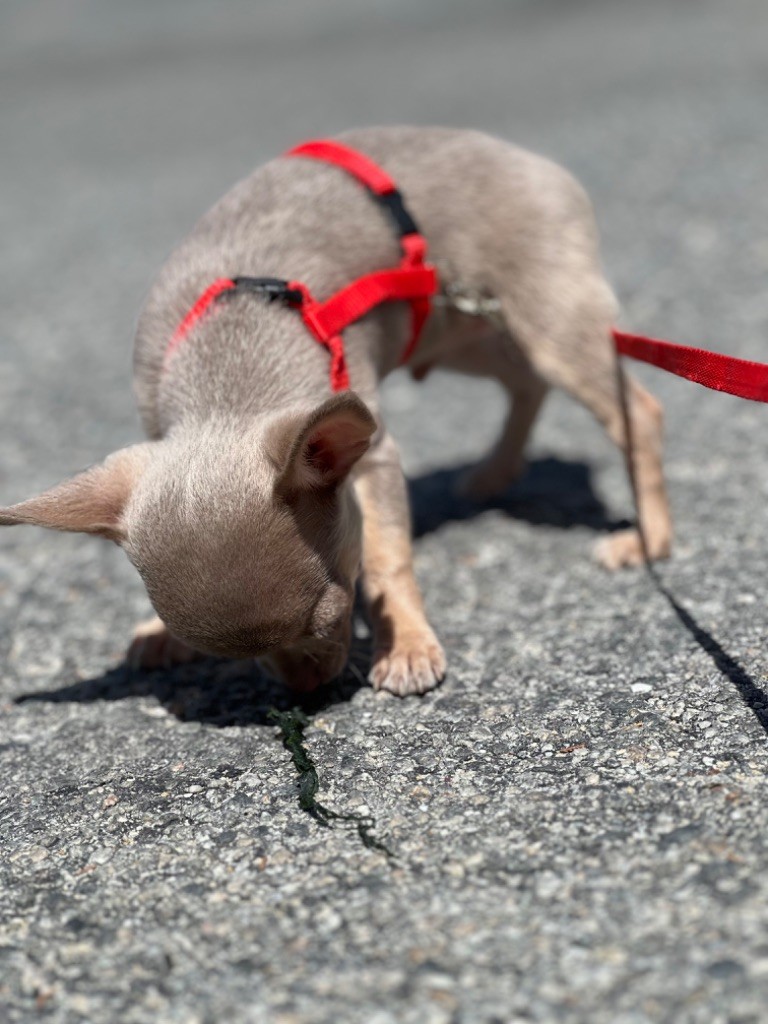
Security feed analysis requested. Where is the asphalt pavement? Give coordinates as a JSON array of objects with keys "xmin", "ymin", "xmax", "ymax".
[{"xmin": 2, "ymin": 1, "xmax": 768, "ymax": 1022}]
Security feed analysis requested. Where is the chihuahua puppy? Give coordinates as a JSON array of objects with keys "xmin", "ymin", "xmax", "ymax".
[{"xmin": 0, "ymin": 127, "xmax": 671, "ymax": 696}]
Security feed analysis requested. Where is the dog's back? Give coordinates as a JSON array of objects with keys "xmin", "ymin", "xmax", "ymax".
[{"xmin": 133, "ymin": 126, "xmax": 604, "ymax": 438}]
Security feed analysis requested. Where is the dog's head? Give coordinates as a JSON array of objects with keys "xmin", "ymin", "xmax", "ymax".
[{"xmin": 0, "ymin": 393, "xmax": 376, "ymax": 690}]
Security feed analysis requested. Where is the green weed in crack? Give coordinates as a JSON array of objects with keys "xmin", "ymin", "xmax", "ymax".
[{"xmin": 268, "ymin": 707, "xmax": 395, "ymax": 860}]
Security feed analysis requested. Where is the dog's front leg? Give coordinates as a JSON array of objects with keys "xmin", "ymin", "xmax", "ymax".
[{"xmin": 354, "ymin": 433, "xmax": 446, "ymax": 696}]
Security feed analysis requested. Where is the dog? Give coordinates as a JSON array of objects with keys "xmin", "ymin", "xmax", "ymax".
[{"xmin": 0, "ymin": 127, "xmax": 672, "ymax": 696}]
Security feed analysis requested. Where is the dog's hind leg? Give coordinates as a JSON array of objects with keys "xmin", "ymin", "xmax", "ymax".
[
  {"xmin": 588, "ymin": 370, "xmax": 671, "ymax": 569},
  {"xmin": 457, "ymin": 364, "xmax": 549, "ymax": 502},
  {"xmin": 497, "ymin": 279, "xmax": 672, "ymax": 569}
]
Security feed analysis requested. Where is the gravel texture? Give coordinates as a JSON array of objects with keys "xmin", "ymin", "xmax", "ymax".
[{"xmin": 2, "ymin": 1, "xmax": 768, "ymax": 1022}]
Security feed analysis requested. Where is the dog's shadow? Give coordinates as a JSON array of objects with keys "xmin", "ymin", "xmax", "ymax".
[
  {"xmin": 15, "ymin": 645, "xmax": 372, "ymax": 728},
  {"xmin": 17, "ymin": 455, "xmax": 621, "ymax": 724},
  {"xmin": 408, "ymin": 455, "xmax": 627, "ymax": 538}
]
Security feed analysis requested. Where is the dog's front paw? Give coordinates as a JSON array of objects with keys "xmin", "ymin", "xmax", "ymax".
[
  {"xmin": 127, "ymin": 616, "xmax": 201, "ymax": 670},
  {"xmin": 369, "ymin": 631, "xmax": 447, "ymax": 697}
]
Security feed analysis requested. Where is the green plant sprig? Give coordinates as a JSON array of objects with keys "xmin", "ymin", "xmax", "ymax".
[{"xmin": 269, "ymin": 707, "xmax": 395, "ymax": 860}]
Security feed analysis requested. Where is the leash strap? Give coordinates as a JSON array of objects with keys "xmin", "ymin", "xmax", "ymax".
[{"xmin": 613, "ymin": 328, "xmax": 768, "ymax": 403}]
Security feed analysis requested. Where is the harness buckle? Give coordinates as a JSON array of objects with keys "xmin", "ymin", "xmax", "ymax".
[{"xmin": 230, "ymin": 277, "xmax": 305, "ymax": 306}]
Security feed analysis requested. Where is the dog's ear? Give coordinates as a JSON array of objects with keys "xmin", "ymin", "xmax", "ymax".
[
  {"xmin": 271, "ymin": 393, "xmax": 377, "ymax": 493},
  {"xmin": 0, "ymin": 444, "xmax": 154, "ymax": 542}
]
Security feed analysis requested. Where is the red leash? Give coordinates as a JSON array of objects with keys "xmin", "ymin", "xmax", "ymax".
[
  {"xmin": 165, "ymin": 138, "xmax": 768, "ymax": 405},
  {"xmin": 613, "ymin": 328, "xmax": 768, "ymax": 403}
]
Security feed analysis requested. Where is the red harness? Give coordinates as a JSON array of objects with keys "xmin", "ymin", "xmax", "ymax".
[
  {"xmin": 166, "ymin": 138, "xmax": 768, "ymax": 404},
  {"xmin": 164, "ymin": 139, "xmax": 437, "ymax": 391}
]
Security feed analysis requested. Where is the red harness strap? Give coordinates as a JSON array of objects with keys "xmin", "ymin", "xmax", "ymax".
[
  {"xmin": 165, "ymin": 277, "xmax": 237, "ymax": 369},
  {"xmin": 165, "ymin": 140, "xmax": 437, "ymax": 391}
]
